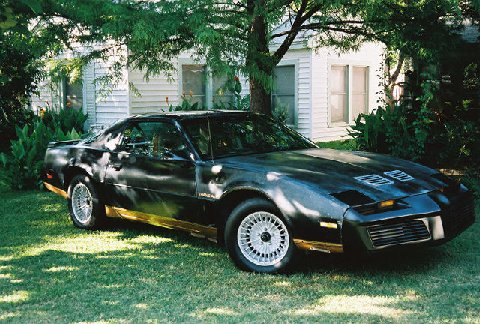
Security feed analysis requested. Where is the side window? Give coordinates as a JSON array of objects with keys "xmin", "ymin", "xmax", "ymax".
[
  {"xmin": 181, "ymin": 119, "xmax": 211, "ymax": 159},
  {"xmin": 121, "ymin": 121, "xmax": 190, "ymax": 159}
]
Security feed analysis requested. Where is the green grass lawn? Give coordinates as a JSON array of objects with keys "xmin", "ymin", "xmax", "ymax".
[{"xmin": 0, "ymin": 186, "xmax": 479, "ymax": 323}]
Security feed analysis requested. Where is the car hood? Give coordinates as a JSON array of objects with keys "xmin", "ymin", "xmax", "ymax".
[{"xmin": 217, "ymin": 148, "xmax": 442, "ymax": 202}]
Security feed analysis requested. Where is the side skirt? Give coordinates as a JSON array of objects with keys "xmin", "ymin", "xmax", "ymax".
[
  {"xmin": 44, "ymin": 182, "xmax": 68, "ymax": 199},
  {"xmin": 293, "ymin": 239, "xmax": 344, "ymax": 254},
  {"xmin": 105, "ymin": 206, "xmax": 218, "ymax": 243}
]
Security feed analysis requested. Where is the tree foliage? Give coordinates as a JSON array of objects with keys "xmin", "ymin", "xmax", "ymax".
[
  {"xmin": 103, "ymin": 0, "xmax": 465, "ymax": 114},
  {"xmin": 0, "ymin": 0, "xmax": 474, "ymax": 116}
]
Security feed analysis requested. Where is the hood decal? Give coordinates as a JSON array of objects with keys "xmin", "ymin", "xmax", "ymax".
[
  {"xmin": 384, "ymin": 170, "xmax": 414, "ymax": 182},
  {"xmin": 355, "ymin": 174, "xmax": 394, "ymax": 186},
  {"xmin": 356, "ymin": 170, "xmax": 415, "ymax": 187}
]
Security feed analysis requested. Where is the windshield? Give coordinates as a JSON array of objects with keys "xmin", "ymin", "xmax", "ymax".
[{"xmin": 181, "ymin": 114, "xmax": 316, "ymax": 159}]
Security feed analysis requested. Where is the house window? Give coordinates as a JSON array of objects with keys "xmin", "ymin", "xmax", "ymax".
[
  {"xmin": 330, "ymin": 65, "xmax": 348, "ymax": 123},
  {"xmin": 181, "ymin": 64, "xmax": 233, "ymax": 108},
  {"xmin": 329, "ymin": 65, "xmax": 369, "ymax": 124},
  {"xmin": 212, "ymin": 75, "xmax": 233, "ymax": 106},
  {"xmin": 60, "ymin": 78, "xmax": 83, "ymax": 110},
  {"xmin": 272, "ymin": 65, "xmax": 296, "ymax": 126},
  {"xmin": 182, "ymin": 64, "xmax": 207, "ymax": 107},
  {"xmin": 352, "ymin": 67, "xmax": 369, "ymax": 119}
]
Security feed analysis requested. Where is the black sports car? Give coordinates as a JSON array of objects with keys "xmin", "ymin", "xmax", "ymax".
[{"xmin": 43, "ymin": 111, "xmax": 475, "ymax": 273}]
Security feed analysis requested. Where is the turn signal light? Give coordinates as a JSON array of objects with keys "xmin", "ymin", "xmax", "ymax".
[
  {"xmin": 319, "ymin": 221, "xmax": 338, "ymax": 229},
  {"xmin": 378, "ymin": 200, "xmax": 395, "ymax": 209}
]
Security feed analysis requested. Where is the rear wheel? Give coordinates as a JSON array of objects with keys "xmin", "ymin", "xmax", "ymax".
[
  {"xmin": 225, "ymin": 198, "xmax": 296, "ymax": 273},
  {"xmin": 68, "ymin": 175, "xmax": 105, "ymax": 229}
]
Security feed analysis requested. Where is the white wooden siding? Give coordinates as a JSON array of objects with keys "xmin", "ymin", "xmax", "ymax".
[
  {"xmin": 311, "ymin": 42, "xmax": 385, "ymax": 142},
  {"xmin": 83, "ymin": 62, "xmax": 96, "ymax": 130},
  {"xmin": 93, "ymin": 60, "xmax": 129, "ymax": 126},
  {"xmin": 30, "ymin": 79, "xmax": 56, "ymax": 113},
  {"xmin": 277, "ymin": 49, "xmax": 312, "ymax": 138},
  {"xmin": 129, "ymin": 61, "xmax": 179, "ymax": 115},
  {"xmin": 310, "ymin": 48, "xmax": 329, "ymax": 141}
]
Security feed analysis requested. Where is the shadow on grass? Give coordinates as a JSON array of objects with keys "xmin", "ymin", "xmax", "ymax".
[{"xmin": 0, "ymin": 190, "xmax": 478, "ymax": 322}]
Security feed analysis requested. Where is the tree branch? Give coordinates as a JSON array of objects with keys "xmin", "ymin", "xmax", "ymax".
[
  {"xmin": 389, "ymin": 51, "xmax": 405, "ymax": 85},
  {"xmin": 272, "ymin": 0, "xmax": 317, "ymax": 64}
]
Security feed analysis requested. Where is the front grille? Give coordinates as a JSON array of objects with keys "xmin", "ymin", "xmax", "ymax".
[
  {"xmin": 442, "ymin": 198, "xmax": 475, "ymax": 237},
  {"xmin": 367, "ymin": 219, "xmax": 431, "ymax": 248},
  {"xmin": 355, "ymin": 174, "xmax": 394, "ymax": 186}
]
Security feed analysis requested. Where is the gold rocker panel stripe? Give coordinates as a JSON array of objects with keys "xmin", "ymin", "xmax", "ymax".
[
  {"xmin": 44, "ymin": 182, "xmax": 344, "ymax": 254},
  {"xmin": 105, "ymin": 206, "xmax": 218, "ymax": 242},
  {"xmin": 107, "ymin": 206, "xmax": 344, "ymax": 253},
  {"xmin": 44, "ymin": 182, "xmax": 68, "ymax": 199},
  {"xmin": 293, "ymin": 239, "xmax": 344, "ymax": 253}
]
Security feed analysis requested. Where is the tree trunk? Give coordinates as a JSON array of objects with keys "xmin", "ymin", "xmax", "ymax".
[
  {"xmin": 386, "ymin": 51, "xmax": 405, "ymax": 107},
  {"xmin": 250, "ymin": 78, "xmax": 271, "ymax": 115},
  {"xmin": 247, "ymin": 0, "xmax": 272, "ymax": 115}
]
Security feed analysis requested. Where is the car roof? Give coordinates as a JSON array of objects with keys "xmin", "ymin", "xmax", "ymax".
[{"xmin": 130, "ymin": 110, "xmax": 250, "ymax": 121}]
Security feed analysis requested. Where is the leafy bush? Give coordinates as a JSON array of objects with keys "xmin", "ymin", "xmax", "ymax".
[
  {"xmin": 0, "ymin": 118, "xmax": 83, "ymax": 190},
  {"xmin": 461, "ymin": 174, "xmax": 480, "ymax": 199},
  {"xmin": 349, "ymin": 104, "xmax": 420, "ymax": 160},
  {"xmin": 41, "ymin": 107, "xmax": 87, "ymax": 134},
  {"xmin": 170, "ymin": 75, "xmax": 251, "ymax": 112},
  {"xmin": 350, "ymin": 76, "xmax": 480, "ymax": 170},
  {"xmin": 424, "ymin": 100, "xmax": 480, "ymax": 168},
  {"xmin": 0, "ymin": 107, "xmax": 36, "ymax": 152},
  {"xmin": 169, "ymin": 96, "xmax": 203, "ymax": 111},
  {"xmin": 463, "ymin": 63, "xmax": 480, "ymax": 93}
]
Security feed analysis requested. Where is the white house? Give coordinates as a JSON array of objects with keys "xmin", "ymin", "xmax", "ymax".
[{"xmin": 31, "ymin": 38, "xmax": 385, "ymax": 142}]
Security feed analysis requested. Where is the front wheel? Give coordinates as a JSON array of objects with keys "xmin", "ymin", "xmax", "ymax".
[
  {"xmin": 225, "ymin": 198, "xmax": 296, "ymax": 273},
  {"xmin": 68, "ymin": 175, "xmax": 105, "ymax": 229}
]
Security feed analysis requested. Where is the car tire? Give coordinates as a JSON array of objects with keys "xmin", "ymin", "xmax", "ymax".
[
  {"xmin": 224, "ymin": 198, "xmax": 296, "ymax": 273},
  {"xmin": 67, "ymin": 175, "xmax": 105, "ymax": 229}
]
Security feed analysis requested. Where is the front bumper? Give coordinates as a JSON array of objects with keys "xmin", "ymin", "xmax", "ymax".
[{"xmin": 342, "ymin": 190, "xmax": 475, "ymax": 253}]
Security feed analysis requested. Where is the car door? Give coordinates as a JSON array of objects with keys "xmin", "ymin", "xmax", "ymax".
[{"xmin": 104, "ymin": 119, "xmax": 198, "ymax": 221}]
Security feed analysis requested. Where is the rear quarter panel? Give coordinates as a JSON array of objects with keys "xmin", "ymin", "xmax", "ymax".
[{"xmin": 43, "ymin": 145, "xmax": 110, "ymax": 191}]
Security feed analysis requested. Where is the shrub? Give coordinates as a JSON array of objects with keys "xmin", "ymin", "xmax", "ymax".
[
  {"xmin": 42, "ymin": 107, "xmax": 88, "ymax": 134},
  {"xmin": 169, "ymin": 97, "xmax": 203, "ymax": 111},
  {"xmin": 170, "ymin": 75, "xmax": 251, "ymax": 112},
  {"xmin": 349, "ymin": 94, "xmax": 480, "ymax": 169},
  {"xmin": 0, "ymin": 119, "xmax": 82, "ymax": 190},
  {"xmin": 349, "ymin": 104, "xmax": 420, "ymax": 160},
  {"xmin": 0, "ymin": 106, "xmax": 36, "ymax": 153}
]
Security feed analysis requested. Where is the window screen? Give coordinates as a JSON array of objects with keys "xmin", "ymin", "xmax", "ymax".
[
  {"xmin": 272, "ymin": 65, "xmax": 296, "ymax": 126},
  {"xmin": 182, "ymin": 65, "xmax": 206, "ymax": 107},
  {"xmin": 330, "ymin": 65, "xmax": 348, "ymax": 123},
  {"xmin": 64, "ymin": 79, "xmax": 83, "ymax": 110},
  {"xmin": 212, "ymin": 75, "xmax": 233, "ymax": 107},
  {"xmin": 352, "ymin": 66, "xmax": 368, "ymax": 121}
]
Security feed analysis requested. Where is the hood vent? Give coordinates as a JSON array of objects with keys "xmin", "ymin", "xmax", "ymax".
[
  {"xmin": 331, "ymin": 190, "xmax": 375, "ymax": 206},
  {"xmin": 355, "ymin": 174, "xmax": 394, "ymax": 186},
  {"xmin": 384, "ymin": 170, "xmax": 414, "ymax": 182}
]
